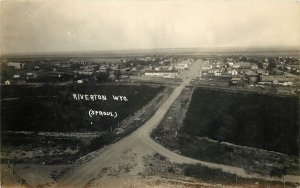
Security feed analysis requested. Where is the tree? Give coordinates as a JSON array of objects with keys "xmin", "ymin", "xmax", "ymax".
[
  {"xmin": 267, "ymin": 58, "xmax": 276, "ymax": 72},
  {"xmin": 257, "ymin": 61, "xmax": 263, "ymax": 68},
  {"xmin": 113, "ymin": 70, "xmax": 121, "ymax": 79},
  {"xmin": 256, "ymin": 74, "xmax": 261, "ymax": 83},
  {"xmin": 96, "ymin": 72, "xmax": 109, "ymax": 82},
  {"xmin": 2, "ymin": 70, "xmax": 8, "ymax": 80}
]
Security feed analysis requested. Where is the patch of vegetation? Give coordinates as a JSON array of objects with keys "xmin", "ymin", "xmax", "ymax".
[
  {"xmin": 184, "ymin": 164, "xmax": 238, "ymax": 183},
  {"xmin": 80, "ymin": 132, "xmax": 115, "ymax": 154},
  {"xmin": 184, "ymin": 164, "xmax": 295, "ymax": 187},
  {"xmin": 1, "ymin": 84, "xmax": 166, "ymax": 164},
  {"xmin": 1, "ymin": 84, "xmax": 163, "ymax": 132},
  {"xmin": 183, "ymin": 88, "xmax": 299, "ymax": 156},
  {"xmin": 177, "ymin": 135, "xmax": 299, "ymax": 176},
  {"xmin": 1, "ymin": 132, "xmax": 85, "ymax": 164}
]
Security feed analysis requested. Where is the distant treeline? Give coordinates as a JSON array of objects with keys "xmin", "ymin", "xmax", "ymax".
[
  {"xmin": 183, "ymin": 88, "xmax": 299, "ymax": 156},
  {"xmin": 1, "ymin": 84, "xmax": 163, "ymax": 132}
]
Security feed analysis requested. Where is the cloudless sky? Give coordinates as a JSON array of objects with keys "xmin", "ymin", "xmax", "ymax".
[{"xmin": 1, "ymin": 0, "xmax": 300, "ymax": 54}]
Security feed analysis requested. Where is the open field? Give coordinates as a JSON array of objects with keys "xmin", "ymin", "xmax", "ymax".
[
  {"xmin": 183, "ymin": 88, "xmax": 299, "ymax": 156},
  {"xmin": 1, "ymin": 84, "xmax": 167, "ymax": 165},
  {"xmin": 152, "ymin": 87, "xmax": 299, "ymax": 177},
  {"xmin": 1, "ymin": 84, "xmax": 163, "ymax": 132}
]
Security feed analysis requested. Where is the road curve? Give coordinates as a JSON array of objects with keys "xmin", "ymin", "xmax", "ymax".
[{"xmin": 56, "ymin": 60, "xmax": 300, "ymax": 188}]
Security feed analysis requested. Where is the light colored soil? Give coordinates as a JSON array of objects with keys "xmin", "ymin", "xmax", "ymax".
[{"xmin": 1, "ymin": 164, "xmax": 69, "ymax": 188}]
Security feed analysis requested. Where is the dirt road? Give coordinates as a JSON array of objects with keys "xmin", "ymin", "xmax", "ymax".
[{"xmin": 55, "ymin": 60, "xmax": 300, "ymax": 188}]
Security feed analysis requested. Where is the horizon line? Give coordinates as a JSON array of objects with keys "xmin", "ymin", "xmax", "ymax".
[{"xmin": 1, "ymin": 45, "xmax": 300, "ymax": 57}]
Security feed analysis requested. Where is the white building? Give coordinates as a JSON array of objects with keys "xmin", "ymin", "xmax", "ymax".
[
  {"xmin": 251, "ymin": 64, "xmax": 258, "ymax": 70},
  {"xmin": 13, "ymin": 74, "xmax": 20, "ymax": 79},
  {"xmin": 7, "ymin": 62, "xmax": 24, "ymax": 69},
  {"xmin": 5, "ymin": 80, "xmax": 11, "ymax": 85},
  {"xmin": 227, "ymin": 62, "xmax": 234, "ymax": 66},
  {"xmin": 202, "ymin": 61, "xmax": 212, "ymax": 70},
  {"xmin": 202, "ymin": 64, "xmax": 213, "ymax": 70},
  {"xmin": 145, "ymin": 70, "xmax": 178, "ymax": 78},
  {"xmin": 174, "ymin": 63, "xmax": 189, "ymax": 70},
  {"xmin": 231, "ymin": 70, "xmax": 238, "ymax": 76}
]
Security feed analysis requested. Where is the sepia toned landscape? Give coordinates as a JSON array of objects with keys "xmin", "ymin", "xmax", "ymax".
[
  {"xmin": 1, "ymin": 50, "xmax": 299, "ymax": 187},
  {"xmin": 1, "ymin": 0, "xmax": 300, "ymax": 187}
]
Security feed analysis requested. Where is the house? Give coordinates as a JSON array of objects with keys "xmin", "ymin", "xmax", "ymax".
[
  {"xmin": 58, "ymin": 64, "xmax": 71, "ymax": 68},
  {"xmin": 5, "ymin": 80, "xmax": 11, "ymax": 85},
  {"xmin": 120, "ymin": 75, "xmax": 130, "ymax": 79},
  {"xmin": 259, "ymin": 76, "xmax": 295, "ymax": 86},
  {"xmin": 231, "ymin": 69, "xmax": 238, "ymax": 76},
  {"xmin": 214, "ymin": 61, "xmax": 225, "ymax": 68},
  {"xmin": 245, "ymin": 70, "xmax": 258, "ymax": 82},
  {"xmin": 107, "ymin": 71, "xmax": 113, "ymax": 80},
  {"xmin": 220, "ymin": 72, "xmax": 231, "ymax": 77},
  {"xmin": 201, "ymin": 70, "xmax": 209, "ymax": 76},
  {"xmin": 227, "ymin": 62, "xmax": 234, "ymax": 66},
  {"xmin": 202, "ymin": 61, "xmax": 213, "ymax": 70},
  {"xmin": 256, "ymin": 69, "xmax": 269, "ymax": 75},
  {"xmin": 77, "ymin": 70, "xmax": 94, "ymax": 75},
  {"xmin": 214, "ymin": 71, "xmax": 222, "ymax": 76},
  {"xmin": 174, "ymin": 63, "xmax": 189, "ymax": 70},
  {"xmin": 277, "ymin": 77, "xmax": 295, "ymax": 86},
  {"xmin": 131, "ymin": 67, "xmax": 138, "ymax": 72},
  {"xmin": 233, "ymin": 62, "xmax": 252, "ymax": 69},
  {"xmin": 251, "ymin": 64, "xmax": 258, "ymax": 70},
  {"xmin": 231, "ymin": 77, "xmax": 242, "ymax": 84},
  {"xmin": 120, "ymin": 68, "xmax": 131, "ymax": 74},
  {"xmin": 26, "ymin": 72, "xmax": 38, "ymax": 80},
  {"xmin": 232, "ymin": 63, "xmax": 240, "ymax": 69},
  {"xmin": 13, "ymin": 74, "xmax": 21, "ymax": 79},
  {"xmin": 159, "ymin": 66, "xmax": 174, "ymax": 71},
  {"xmin": 259, "ymin": 76, "xmax": 278, "ymax": 85},
  {"xmin": 7, "ymin": 62, "xmax": 24, "ymax": 69},
  {"xmin": 99, "ymin": 65, "xmax": 107, "ymax": 71},
  {"xmin": 144, "ymin": 66, "xmax": 153, "ymax": 71}
]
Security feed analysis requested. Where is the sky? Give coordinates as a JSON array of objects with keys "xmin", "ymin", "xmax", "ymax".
[{"xmin": 1, "ymin": 0, "xmax": 300, "ymax": 54}]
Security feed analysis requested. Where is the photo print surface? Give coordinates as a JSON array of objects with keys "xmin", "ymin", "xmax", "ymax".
[{"xmin": 1, "ymin": 0, "xmax": 300, "ymax": 187}]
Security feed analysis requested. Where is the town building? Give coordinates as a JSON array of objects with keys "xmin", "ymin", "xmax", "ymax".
[
  {"xmin": 245, "ymin": 70, "xmax": 258, "ymax": 82},
  {"xmin": 144, "ymin": 70, "xmax": 178, "ymax": 78},
  {"xmin": 231, "ymin": 77, "xmax": 242, "ymax": 84},
  {"xmin": 4, "ymin": 80, "xmax": 11, "ymax": 85},
  {"xmin": 259, "ymin": 76, "xmax": 295, "ymax": 86},
  {"xmin": 174, "ymin": 63, "xmax": 189, "ymax": 70},
  {"xmin": 7, "ymin": 62, "xmax": 24, "ymax": 69}
]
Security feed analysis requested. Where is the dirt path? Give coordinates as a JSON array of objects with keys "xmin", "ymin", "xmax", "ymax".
[{"xmin": 54, "ymin": 60, "xmax": 300, "ymax": 188}]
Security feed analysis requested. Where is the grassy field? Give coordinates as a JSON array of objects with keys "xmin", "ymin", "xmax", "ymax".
[
  {"xmin": 1, "ymin": 84, "xmax": 163, "ymax": 132},
  {"xmin": 1, "ymin": 84, "xmax": 164, "ymax": 164},
  {"xmin": 183, "ymin": 88, "xmax": 299, "ymax": 156},
  {"xmin": 152, "ymin": 87, "xmax": 299, "ymax": 177},
  {"xmin": 1, "ymin": 132, "xmax": 85, "ymax": 164},
  {"xmin": 183, "ymin": 164, "xmax": 297, "ymax": 187}
]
